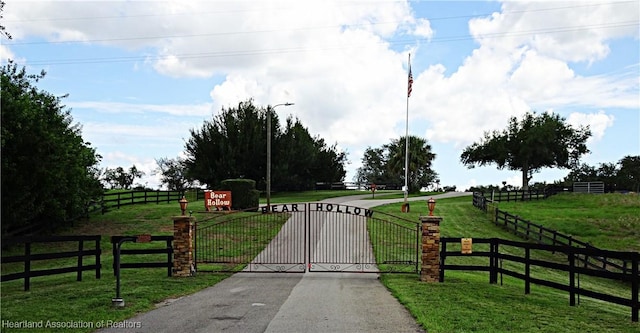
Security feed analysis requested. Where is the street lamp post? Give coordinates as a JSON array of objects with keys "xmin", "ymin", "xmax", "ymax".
[{"xmin": 267, "ymin": 102, "xmax": 294, "ymax": 213}]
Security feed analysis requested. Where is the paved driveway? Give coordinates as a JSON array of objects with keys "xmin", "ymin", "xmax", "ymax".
[{"xmin": 97, "ymin": 192, "xmax": 470, "ymax": 333}]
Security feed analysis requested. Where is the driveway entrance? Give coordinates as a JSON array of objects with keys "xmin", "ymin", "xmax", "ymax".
[{"xmin": 194, "ymin": 202, "xmax": 420, "ymax": 274}]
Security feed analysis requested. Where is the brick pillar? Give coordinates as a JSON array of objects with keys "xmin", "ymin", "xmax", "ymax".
[
  {"xmin": 172, "ymin": 216, "xmax": 195, "ymax": 277},
  {"xmin": 420, "ymin": 216, "xmax": 442, "ymax": 282}
]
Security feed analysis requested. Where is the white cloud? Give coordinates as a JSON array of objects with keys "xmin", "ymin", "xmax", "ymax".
[
  {"xmin": 413, "ymin": 18, "xmax": 433, "ymax": 39},
  {"xmin": 70, "ymin": 101, "xmax": 213, "ymax": 117},
  {"xmin": 567, "ymin": 110, "xmax": 615, "ymax": 143},
  {"xmin": 4, "ymin": 1, "xmax": 638, "ymax": 188},
  {"xmin": 0, "ymin": 44, "xmax": 16, "ymax": 62},
  {"xmin": 469, "ymin": 1, "xmax": 639, "ymax": 63}
]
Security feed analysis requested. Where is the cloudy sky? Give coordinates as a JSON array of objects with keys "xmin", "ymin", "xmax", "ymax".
[{"xmin": 2, "ymin": 0, "xmax": 638, "ymax": 190}]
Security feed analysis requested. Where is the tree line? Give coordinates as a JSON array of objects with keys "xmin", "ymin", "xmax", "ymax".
[
  {"xmin": 355, "ymin": 136, "xmax": 438, "ymax": 193},
  {"xmin": 1, "ymin": 61, "xmax": 103, "ymax": 236},
  {"xmin": 565, "ymin": 156, "xmax": 640, "ymax": 192},
  {"xmin": 3, "ymin": 42, "xmax": 631, "ymax": 238},
  {"xmin": 181, "ymin": 100, "xmax": 346, "ymax": 192}
]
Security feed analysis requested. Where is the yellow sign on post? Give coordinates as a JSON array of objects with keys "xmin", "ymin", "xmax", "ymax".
[{"xmin": 461, "ymin": 238, "xmax": 473, "ymax": 254}]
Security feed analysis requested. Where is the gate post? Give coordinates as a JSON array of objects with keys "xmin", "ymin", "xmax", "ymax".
[
  {"xmin": 172, "ymin": 216, "xmax": 196, "ymax": 277},
  {"xmin": 420, "ymin": 215, "xmax": 442, "ymax": 282}
]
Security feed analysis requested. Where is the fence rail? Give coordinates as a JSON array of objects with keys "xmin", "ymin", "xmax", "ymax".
[
  {"xmin": 99, "ymin": 189, "xmax": 205, "ymax": 213},
  {"xmin": 472, "ymin": 192, "xmax": 636, "ymax": 276},
  {"xmin": 440, "ymin": 237, "xmax": 640, "ymax": 322},
  {"xmin": 477, "ymin": 187, "xmax": 564, "ymax": 203},
  {"xmin": 101, "ymin": 191, "xmax": 183, "ymax": 211},
  {"xmin": 1, "ymin": 235, "xmax": 102, "ymax": 291},
  {"xmin": 573, "ymin": 181, "xmax": 605, "ymax": 194},
  {"xmin": 110, "ymin": 236, "xmax": 174, "ymax": 277}
]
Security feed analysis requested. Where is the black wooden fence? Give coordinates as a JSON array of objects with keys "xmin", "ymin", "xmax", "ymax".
[
  {"xmin": 472, "ymin": 192, "xmax": 637, "ymax": 276},
  {"xmin": 1, "ymin": 235, "xmax": 102, "ymax": 291},
  {"xmin": 102, "ymin": 191, "xmax": 185, "ymax": 212},
  {"xmin": 110, "ymin": 236, "xmax": 174, "ymax": 277},
  {"xmin": 476, "ymin": 187, "xmax": 564, "ymax": 203},
  {"xmin": 97, "ymin": 189, "xmax": 206, "ymax": 213},
  {"xmin": 440, "ymin": 237, "xmax": 640, "ymax": 322}
]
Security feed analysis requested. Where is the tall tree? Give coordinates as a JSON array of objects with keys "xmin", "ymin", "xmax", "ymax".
[
  {"xmin": 102, "ymin": 165, "xmax": 144, "ymax": 189},
  {"xmin": 1, "ymin": 61, "xmax": 102, "ymax": 235},
  {"xmin": 385, "ymin": 136, "xmax": 437, "ymax": 193},
  {"xmin": 565, "ymin": 163, "xmax": 598, "ymax": 184},
  {"xmin": 155, "ymin": 157, "xmax": 192, "ymax": 191},
  {"xmin": 618, "ymin": 156, "xmax": 640, "ymax": 192},
  {"xmin": 564, "ymin": 156, "xmax": 640, "ymax": 192},
  {"xmin": 355, "ymin": 135, "xmax": 437, "ymax": 193},
  {"xmin": 184, "ymin": 99, "xmax": 346, "ymax": 190},
  {"xmin": 355, "ymin": 147, "xmax": 388, "ymax": 186},
  {"xmin": 461, "ymin": 111, "xmax": 591, "ymax": 191},
  {"xmin": 185, "ymin": 100, "xmax": 269, "ymax": 188}
]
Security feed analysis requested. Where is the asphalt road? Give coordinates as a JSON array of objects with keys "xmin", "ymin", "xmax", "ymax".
[{"xmin": 97, "ymin": 192, "xmax": 470, "ymax": 333}]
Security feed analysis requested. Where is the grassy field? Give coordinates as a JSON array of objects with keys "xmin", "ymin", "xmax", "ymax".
[
  {"xmin": 494, "ymin": 193, "xmax": 640, "ymax": 252},
  {"xmin": 1, "ymin": 202, "xmax": 233, "ymax": 333},
  {"xmin": 375, "ymin": 194, "xmax": 639, "ymax": 332},
  {"xmin": 1, "ymin": 192, "xmax": 638, "ymax": 332}
]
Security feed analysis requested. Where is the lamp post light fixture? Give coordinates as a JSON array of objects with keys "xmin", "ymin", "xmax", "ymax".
[
  {"xmin": 266, "ymin": 102, "xmax": 294, "ymax": 213},
  {"xmin": 179, "ymin": 196, "xmax": 188, "ymax": 216},
  {"xmin": 427, "ymin": 197, "xmax": 436, "ymax": 216}
]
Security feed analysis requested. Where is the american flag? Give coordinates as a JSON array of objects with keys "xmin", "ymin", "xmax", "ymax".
[{"xmin": 407, "ymin": 65, "xmax": 413, "ymax": 98}]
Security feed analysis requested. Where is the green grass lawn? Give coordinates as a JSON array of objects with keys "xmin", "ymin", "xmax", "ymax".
[
  {"xmin": 1, "ymin": 193, "xmax": 638, "ymax": 332},
  {"xmin": 494, "ymin": 193, "xmax": 640, "ymax": 252},
  {"xmin": 1, "ymin": 202, "xmax": 233, "ymax": 333},
  {"xmin": 374, "ymin": 194, "xmax": 639, "ymax": 333}
]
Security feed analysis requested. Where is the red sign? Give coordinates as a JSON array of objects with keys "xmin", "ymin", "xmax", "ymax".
[
  {"xmin": 136, "ymin": 234, "xmax": 152, "ymax": 243},
  {"xmin": 204, "ymin": 191, "xmax": 232, "ymax": 211}
]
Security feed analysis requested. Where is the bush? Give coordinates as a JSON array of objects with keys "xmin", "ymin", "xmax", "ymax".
[{"xmin": 220, "ymin": 179, "xmax": 259, "ymax": 210}]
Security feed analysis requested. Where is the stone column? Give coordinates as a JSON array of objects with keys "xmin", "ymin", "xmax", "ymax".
[
  {"xmin": 420, "ymin": 216, "xmax": 442, "ymax": 282},
  {"xmin": 172, "ymin": 216, "xmax": 195, "ymax": 277}
]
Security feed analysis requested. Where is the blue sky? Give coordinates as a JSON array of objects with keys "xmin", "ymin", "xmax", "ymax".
[{"xmin": 2, "ymin": 1, "xmax": 639, "ymax": 190}]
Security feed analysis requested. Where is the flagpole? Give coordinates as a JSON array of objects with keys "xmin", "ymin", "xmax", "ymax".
[{"xmin": 404, "ymin": 53, "xmax": 411, "ymax": 205}]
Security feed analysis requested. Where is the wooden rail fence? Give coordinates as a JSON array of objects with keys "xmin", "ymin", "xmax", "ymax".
[
  {"xmin": 110, "ymin": 235, "xmax": 174, "ymax": 277},
  {"xmin": 472, "ymin": 192, "xmax": 637, "ymax": 276},
  {"xmin": 1, "ymin": 235, "xmax": 102, "ymax": 291},
  {"xmin": 440, "ymin": 237, "xmax": 640, "ymax": 322}
]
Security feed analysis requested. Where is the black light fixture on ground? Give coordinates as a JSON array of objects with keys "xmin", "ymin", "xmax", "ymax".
[{"xmin": 266, "ymin": 102, "xmax": 294, "ymax": 213}]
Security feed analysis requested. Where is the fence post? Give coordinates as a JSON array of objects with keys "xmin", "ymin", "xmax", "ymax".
[
  {"xmin": 166, "ymin": 238, "xmax": 173, "ymax": 277},
  {"xmin": 420, "ymin": 215, "xmax": 442, "ymax": 283},
  {"xmin": 77, "ymin": 240, "xmax": 84, "ymax": 282},
  {"xmin": 489, "ymin": 239, "xmax": 498, "ymax": 284},
  {"xmin": 96, "ymin": 236, "xmax": 101, "ymax": 279},
  {"xmin": 525, "ymin": 247, "xmax": 530, "ymax": 294},
  {"xmin": 172, "ymin": 215, "xmax": 196, "ymax": 277},
  {"xmin": 569, "ymin": 249, "xmax": 576, "ymax": 306},
  {"xmin": 24, "ymin": 241, "xmax": 31, "ymax": 291},
  {"xmin": 440, "ymin": 240, "xmax": 447, "ymax": 282},
  {"xmin": 112, "ymin": 240, "xmax": 118, "ymax": 276},
  {"xmin": 632, "ymin": 252, "xmax": 638, "ymax": 322}
]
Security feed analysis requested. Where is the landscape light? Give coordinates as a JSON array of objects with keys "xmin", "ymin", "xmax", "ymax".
[
  {"xmin": 179, "ymin": 196, "xmax": 188, "ymax": 216},
  {"xmin": 427, "ymin": 197, "xmax": 436, "ymax": 216}
]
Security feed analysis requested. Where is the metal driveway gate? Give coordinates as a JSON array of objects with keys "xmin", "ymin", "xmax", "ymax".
[{"xmin": 194, "ymin": 202, "xmax": 420, "ymax": 274}]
